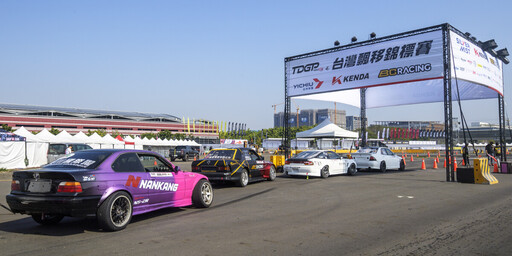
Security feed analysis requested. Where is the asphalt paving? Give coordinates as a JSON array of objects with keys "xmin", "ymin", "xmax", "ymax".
[{"xmin": 0, "ymin": 157, "xmax": 510, "ymax": 255}]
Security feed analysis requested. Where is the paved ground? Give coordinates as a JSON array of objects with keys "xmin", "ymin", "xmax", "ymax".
[{"xmin": 0, "ymin": 157, "xmax": 510, "ymax": 255}]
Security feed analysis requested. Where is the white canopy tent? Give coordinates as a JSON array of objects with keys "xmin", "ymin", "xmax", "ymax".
[{"xmin": 296, "ymin": 119, "xmax": 358, "ymax": 139}]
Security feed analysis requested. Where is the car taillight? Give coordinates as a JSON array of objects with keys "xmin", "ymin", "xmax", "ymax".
[
  {"xmin": 369, "ymin": 156, "xmax": 377, "ymax": 161},
  {"xmin": 217, "ymin": 166, "xmax": 230, "ymax": 171},
  {"xmin": 192, "ymin": 166, "xmax": 200, "ymax": 172},
  {"xmin": 347, "ymin": 155, "xmax": 352, "ymax": 159},
  {"xmin": 304, "ymin": 161, "xmax": 314, "ymax": 165},
  {"xmin": 285, "ymin": 160, "xmax": 290, "ymax": 165},
  {"xmin": 11, "ymin": 180, "xmax": 20, "ymax": 191},
  {"xmin": 57, "ymin": 182, "xmax": 82, "ymax": 193}
]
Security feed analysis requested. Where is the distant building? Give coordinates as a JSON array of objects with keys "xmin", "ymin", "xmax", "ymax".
[
  {"xmin": 346, "ymin": 116, "xmax": 362, "ymax": 131},
  {"xmin": 0, "ymin": 103, "xmax": 219, "ymax": 143},
  {"xmin": 274, "ymin": 108, "xmax": 346, "ymax": 128},
  {"xmin": 373, "ymin": 120, "xmax": 447, "ymax": 130}
]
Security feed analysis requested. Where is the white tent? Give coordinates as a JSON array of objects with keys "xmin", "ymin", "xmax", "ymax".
[
  {"xmin": 55, "ymin": 130, "xmax": 80, "ymax": 143},
  {"xmin": 13, "ymin": 127, "xmax": 49, "ymax": 167},
  {"xmin": 296, "ymin": 119, "xmax": 358, "ymax": 139},
  {"xmin": 34, "ymin": 129, "xmax": 57, "ymax": 142}
]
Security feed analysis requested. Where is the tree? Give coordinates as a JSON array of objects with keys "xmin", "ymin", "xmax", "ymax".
[
  {"xmin": 49, "ymin": 128, "xmax": 61, "ymax": 135},
  {"xmin": 87, "ymin": 129, "xmax": 107, "ymax": 137},
  {"xmin": 1, "ymin": 124, "xmax": 14, "ymax": 132}
]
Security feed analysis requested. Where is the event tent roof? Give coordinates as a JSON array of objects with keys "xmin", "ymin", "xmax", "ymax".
[{"xmin": 296, "ymin": 119, "xmax": 358, "ymax": 139}]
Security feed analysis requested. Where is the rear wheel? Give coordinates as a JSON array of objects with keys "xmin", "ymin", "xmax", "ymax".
[
  {"xmin": 267, "ymin": 166, "xmax": 277, "ymax": 181},
  {"xmin": 237, "ymin": 169, "xmax": 249, "ymax": 187},
  {"xmin": 97, "ymin": 191, "xmax": 132, "ymax": 231},
  {"xmin": 320, "ymin": 166, "xmax": 329, "ymax": 178},
  {"xmin": 347, "ymin": 164, "xmax": 357, "ymax": 176},
  {"xmin": 380, "ymin": 161, "xmax": 387, "ymax": 173},
  {"xmin": 192, "ymin": 179, "xmax": 213, "ymax": 208},
  {"xmin": 31, "ymin": 213, "xmax": 64, "ymax": 225}
]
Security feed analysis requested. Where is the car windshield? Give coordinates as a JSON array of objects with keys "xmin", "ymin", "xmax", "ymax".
[
  {"xmin": 205, "ymin": 150, "xmax": 235, "ymax": 159},
  {"xmin": 294, "ymin": 151, "xmax": 321, "ymax": 159},
  {"xmin": 357, "ymin": 148, "xmax": 378, "ymax": 154},
  {"xmin": 45, "ymin": 151, "xmax": 113, "ymax": 169}
]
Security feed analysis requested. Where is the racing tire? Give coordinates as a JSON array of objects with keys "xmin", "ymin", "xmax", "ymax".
[
  {"xmin": 236, "ymin": 169, "xmax": 249, "ymax": 187},
  {"xmin": 192, "ymin": 179, "xmax": 214, "ymax": 208},
  {"xmin": 31, "ymin": 213, "xmax": 64, "ymax": 225},
  {"xmin": 380, "ymin": 161, "xmax": 387, "ymax": 173},
  {"xmin": 97, "ymin": 191, "xmax": 133, "ymax": 232},
  {"xmin": 267, "ymin": 166, "xmax": 277, "ymax": 181},
  {"xmin": 320, "ymin": 166, "xmax": 329, "ymax": 179},
  {"xmin": 399, "ymin": 160, "xmax": 405, "ymax": 171},
  {"xmin": 170, "ymin": 157, "xmax": 175, "ymax": 161},
  {"xmin": 347, "ymin": 164, "xmax": 357, "ymax": 176}
]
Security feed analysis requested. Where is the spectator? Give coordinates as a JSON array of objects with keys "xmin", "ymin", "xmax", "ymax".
[
  {"xmin": 485, "ymin": 141, "xmax": 495, "ymax": 165},
  {"xmin": 65, "ymin": 145, "xmax": 73, "ymax": 154}
]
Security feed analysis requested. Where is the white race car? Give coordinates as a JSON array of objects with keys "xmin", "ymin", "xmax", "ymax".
[
  {"xmin": 283, "ymin": 150, "xmax": 357, "ymax": 178},
  {"xmin": 351, "ymin": 147, "xmax": 405, "ymax": 172}
]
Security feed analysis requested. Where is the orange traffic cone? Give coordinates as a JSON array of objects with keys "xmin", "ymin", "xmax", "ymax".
[
  {"xmin": 154, "ymin": 160, "xmax": 157, "ymax": 165},
  {"xmin": 417, "ymin": 154, "xmax": 419, "ymax": 158},
  {"xmin": 421, "ymin": 159, "xmax": 426, "ymax": 170},
  {"xmin": 443, "ymin": 159, "xmax": 447, "ymax": 168},
  {"xmin": 402, "ymin": 155, "xmax": 407, "ymax": 166},
  {"xmin": 410, "ymin": 155, "xmax": 414, "ymax": 162},
  {"xmin": 428, "ymin": 152, "xmax": 431, "ymax": 157},
  {"xmin": 453, "ymin": 157, "xmax": 457, "ymax": 170},
  {"xmin": 462, "ymin": 158, "xmax": 465, "ymax": 166},
  {"xmin": 438, "ymin": 151, "xmax": 441, "ymax": 158},
  {"xmin": 493, "ymin": 163, "xmax": 499, "ymax": 173},
  {"xmin": 436, "ymin": 156, "xmax": 439, "ymax": 163},
  {"xmin": 433, "ymin": 159, "xmax": 438, "ymax": 169}
]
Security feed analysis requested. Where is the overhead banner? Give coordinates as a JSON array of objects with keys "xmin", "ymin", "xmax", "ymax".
[
  {"xmin": 286, "ymin": 30, "xmax": 444, "ymax": 97},
  {"xmin": 449, "ymin": 31, "xmax": 504, "ymax": 96}
]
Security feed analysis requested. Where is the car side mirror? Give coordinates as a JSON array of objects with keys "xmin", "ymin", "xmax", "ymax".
[
  {"xmin": 174, "ymin": 165, "xmax": 181, "ymax": 173},
  {"xmin": 259, "ymin": 155, "xmax": 265, "ymax": 161}
]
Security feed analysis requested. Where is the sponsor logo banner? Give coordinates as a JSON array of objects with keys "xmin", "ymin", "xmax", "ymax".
[
  {"xmin": 450, "ymin": 31, "xmax": 503, "ymax": 95},
  {"xmin": 286, "ymin": 30, "xmax": 444, "ymax": 97}
]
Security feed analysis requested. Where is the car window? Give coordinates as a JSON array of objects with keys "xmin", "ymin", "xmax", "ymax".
[
  {"xmin": 248, "ymin": 150, "xmax": 259, "ymax": 161},
  {"xmin": 385, "ymin": 149, "xmax": 394, "ymax": 155},
  {"xmin": 49, "ymin": 144, "xmax": 66, "ymax": 154},
  {"xmin": 295, "ymin": 151, "xmax": 320, "ymax": 159},
  {"xmin": 112, "ymin": 153, "xmax": 145, "ymax": 173},
  {"xmin": 317, "ymin": 152, "xmax": 327, "ymax": 159},
  {"xmin": 138, "ymin": 154, "xmax": 172, "ymax": 172},
  {"xmin": 46, "ymin": 151, "xmax": 113, "ymax": 169},
  {"xmin": 327, "ymin": 151, "xmax": 340, "ymax": 159},
  {"xmin": 205, "ymin": 149, "xmax": 235, "ymax": 160}
]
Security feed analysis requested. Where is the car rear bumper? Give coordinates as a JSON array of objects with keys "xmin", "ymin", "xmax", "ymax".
[
  {"xmin": 6, "ymin": 194, "xmax": 102, "ymax": 217},
  {"xmin": 283, "ymin": 165, "xmax": 320, "ymax": 177},
  {"xmin": 196, "ymin": 171, "xmax": 236, "ymax": 181}
]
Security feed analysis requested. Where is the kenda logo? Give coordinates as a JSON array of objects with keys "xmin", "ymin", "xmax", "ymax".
[{"xmin": 125, "ymin": 175, "xmax": 179, "ymax": 192}]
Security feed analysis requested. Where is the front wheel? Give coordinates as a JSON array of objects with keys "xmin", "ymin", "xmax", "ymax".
[
  {"xmin": 97, "ymin": 191, "xmax": 133, "ymax": 231},
  {"xmin": 399, "ymin": 160, "xmax": 405, "ymax": 171},
  {"xmin": 320, "ymin": 166, "xmax": 329, "ymax": 178},
  {"xmin": 347, "ymin": 164, "xmax": 357, "ymax": 176},
  {"xmin": 31, "ymin": 213, "xmax": 64, "ymax": 225},
  {"xmin": 192, "ymin": 179, "xmax": 213, "ymax": 208},
  {"xmin": 236, "ymin": 169, "xmax": 249, "ymax": 187},
  {"xmin": 267, "ymin": 166, "xmax": 277, "ymax": 181}
]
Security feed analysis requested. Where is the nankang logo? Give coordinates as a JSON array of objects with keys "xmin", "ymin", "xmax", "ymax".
[
  {"xmin": 378, "ymin": 63, "xmax": 432, "ymax": 78},
  {"xmin": 292, "ymin": 62, "xmax": 320, "ymax": 74},
  {"xmin": 125, "ymin": 175, "xmax": 179, "ymax": 192},
  {"xmin": 292, "ymin": 78, "xmax": 324, "ymax": 92}
]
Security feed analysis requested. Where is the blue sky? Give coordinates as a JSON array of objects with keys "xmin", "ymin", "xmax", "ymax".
[{"xmin": 1, "ymin": 0, "xmax": 511, "ymax": 130}]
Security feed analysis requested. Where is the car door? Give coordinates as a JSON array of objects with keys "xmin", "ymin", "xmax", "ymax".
[
  {"xmin": 385, "ymin": 148, "xmax": 399, "ymax": 169},
  {"xmin": 326, "ymin": 151, "xmax": 343, "ymax": 174},
  {"xmin": 112, "ymin": 152, "xmax": 149, "ymax": 213},
  {"xmin": 243, "ymin": 149, "xmax": 262, "ymax": 179},
  {"xmin": 138, "ymin": 153, "xmax": 183, "ymax": 208}
]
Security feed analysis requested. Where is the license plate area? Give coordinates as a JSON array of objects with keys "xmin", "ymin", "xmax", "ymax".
[{"xmin": 27, "ymin": 179, "xmax": 52, "ymax": 193}]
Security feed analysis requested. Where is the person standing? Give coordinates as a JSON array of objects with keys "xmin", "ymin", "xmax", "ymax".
[
  {"xmin": 65, "ymin": 145, "xmax": 73, "ymax": 154},
  {"xmin": 485, "ymin": 141, "xmax": 495, "ymax": 165}
]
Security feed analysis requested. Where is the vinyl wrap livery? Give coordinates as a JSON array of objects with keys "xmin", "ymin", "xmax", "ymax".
[
  {"xmin": 6, "ymin": 149, "xmax": 210, "ymax": 218},
  {"xmin": 191, "ymin": 148, "xmax": 276, "ymax": 185}
]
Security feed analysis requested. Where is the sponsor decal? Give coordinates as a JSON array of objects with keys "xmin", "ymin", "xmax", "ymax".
[
  {"xmin": 125, "ymin": 175, "xmax": 179, "ymax": 192},
  {"xmin": 134, "ymin": 198, "xmax": 149, "ymax": 205},
  {"xmin": 378, "ymin": 63, "xmax": 432, "ymax": 78},
  {"xmin": 474, "ymin": 47, "xmax": 488, "ymax": 61},
  {"xmin": 455, "ymin": 37, "xmax": 470, "ymax": 54},
  {"xmin": 149, "ymin": 172, "xmax": 173, "ymax": 177},
  {"xmin": 82, "ymin": 175, "xmax": 96, "ymax": 181},
  {"xmin": 292, "ymin": 62, "xmax": 320, "ymax": 74}
]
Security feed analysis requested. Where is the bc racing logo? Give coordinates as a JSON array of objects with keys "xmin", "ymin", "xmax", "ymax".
[
  {"xmin": 378, "ymin": 63, "xmax": 432, "ymax": 78},
  {"xmin": 125, "ymin": 175, "xmax": 179, "ymax": 192}
]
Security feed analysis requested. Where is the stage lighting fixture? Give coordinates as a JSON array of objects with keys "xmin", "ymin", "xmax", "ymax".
[
  {"xmin": 482, "ymin": 39, "xmax": 498, "ymax": 50},
  {"xmin": 351, "ymin": 36, "xmax": 357, "ymax": 43},
  {"xmin": 497, "ymin": 48, "xmax": 509, "ymax": 57},
  {"xmin": 501, "ymin": 57, "xmax": 510, "ymax": 65},
  {"xmin": 370, "ymin": 32, "xmax": 376, "ymax": 39},
  {"xmin": 465, "ymin": 32, "xmax": 471, "ymax": 37},
  {"xmin": 334, "ymin": 40, "xmax": 340, "ymax": 46},
  {"xmin": 471, "ymin": 36, "xmax": 477, "ymax": 41}
]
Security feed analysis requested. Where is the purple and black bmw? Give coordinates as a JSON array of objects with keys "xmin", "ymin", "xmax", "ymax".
[{"xmin": 6, "ymin": 149, "xmax": 213, "ymax": 231}]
